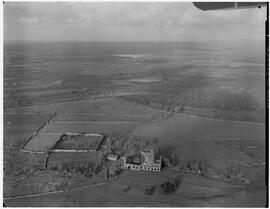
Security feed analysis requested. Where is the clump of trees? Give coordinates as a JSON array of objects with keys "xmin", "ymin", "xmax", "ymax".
[
  {"xmin": 49, "ymin": 162, "xmax": 97, "ymax": 177},
  {"xmin": 224, "ymin": 165, "xmax": 242, "ymax": 180},
  {"xmin": 4, "ymin": 150, "xmax": 45, "ymax": 178},
  {"xmin": 109, "ymin": 136, "xmax": 160, "ymax": 155},
  {"xmin": 184, "ymin": 161, "xmax": 208, "ymax": 176},
  {"xmin": 108, "ymin": 161, "xmax": 123, "ymax": 178},
  {"xmin": 162, "ymin": 156, "xmax": 247, "ymax": 183},
  {"xmin": 122, "ymin": 136, "xmax": 160, "ymax": 154},
  {"xmin": 162, "ymin": 157, "xmax": 209, "ymax": 177},
  {"xmin": 159, "ymin": 178, "xmax": 181, "ymax": 195},
  {"xmin": 48, "ymin": 153, "xmax": 106, "ymax": 178},
  {"xmin": 145, "ymin": 185, "xmax": 156, "ymax": 195}
]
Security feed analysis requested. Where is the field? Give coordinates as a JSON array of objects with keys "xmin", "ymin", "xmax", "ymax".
[
  {"xmin": 6, "ymin": 98, "xmax": 164, "ymax": 117},
  {"xmin": 4, "ymin": 113, "xmax": 49, "ymax": 147},
  {"xmin": 4, "ymin": 169, "xmax": 266, "ymax": 207},
  {"xmin": 23, "ymin": 133, "xmax": 63, "ymax": 152},
  {"xmin": 129, "ymin": 113, "xmax": 265, "ymax": 183},
  {"xmin": 160, "ymin": 141, "xmax": 257, "ymax": 169},
  {"xmin": 131, "ymin": 113, "xmax": 265, "ymax": 140},
  {"xmin": 127, "ymin": 77, "xmax": 164, "ymax": 84},
  {"xmin": 4, "ymin": 170, "xmax": 105, "ymax": 198},
  {"xmin": 55, "ymin": 134, "xmax": 103, "ymax": 150},
  {"xmin": 39, "ymin": 122, "xmax": 137, "ymax": 137},
  {"xmin": 47, "ymin": 152, "xmax": 103, "ymax": 167},
  {"xmin": 4, "ymin": 96, "xmax": 165, "ymax": 205},
  {"xmin": 4, "ymin": 149, "xmax": 46, "ymax": 180},
  {"xmin": 46, "ymin": 152, "xmax": 104, "ymax": 176},
  {"xmin": 213, "ymin": 139, "xmax": 265, "ymax": 161},
  {"xmin": 182, "ymin": 106, "xmax": 265, "ymax": 123},
  {"xmin": 18, "ymin": 98, "xmax": 158, "ymax": 152},
  {"xmin": 52, "ymin": 113, "xmax": 156, "ymax": 123}
]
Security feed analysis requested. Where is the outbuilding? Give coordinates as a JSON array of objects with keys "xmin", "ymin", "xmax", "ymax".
[{"xmin": 107, "ymin": 154, "xmax": 119, "ymax": 161}]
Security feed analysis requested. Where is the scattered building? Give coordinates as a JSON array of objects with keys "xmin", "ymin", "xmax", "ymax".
[
  {"xmin": 121, "ymin": 150, "xmax": 161, "ymax": 172},
  {"xmin": 107, "ymin": 154, "xmax": 119, "ymax": 161}
]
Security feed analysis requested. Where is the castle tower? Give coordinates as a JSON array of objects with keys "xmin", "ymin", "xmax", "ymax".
[{"xmin": 141, "ymin": 150, "xmax": 155, "ymax": 166}]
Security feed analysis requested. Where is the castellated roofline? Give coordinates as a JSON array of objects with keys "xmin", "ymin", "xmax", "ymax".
[{"xmin": 121, "ymin": 150, "xmax": 162, "ymax": 172}]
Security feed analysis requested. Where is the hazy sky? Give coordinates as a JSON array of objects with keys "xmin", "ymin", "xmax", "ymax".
[{"xmin": 4, "ymin": 2, "xmax": 266, "ymax": 42}]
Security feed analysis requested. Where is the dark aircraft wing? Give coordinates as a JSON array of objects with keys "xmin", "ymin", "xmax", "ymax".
[{"xmin": 193, "ymin": 2, "xmax": 267, "ymax": 10}]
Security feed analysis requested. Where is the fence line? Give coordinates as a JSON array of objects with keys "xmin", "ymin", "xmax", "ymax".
[
  {"xmin": 20, "ymin": 149, "xmax": 46, "ymax": 154},
  {"xmin": 52, "ymin": 121, "xmax": 139, "ymax": 124},
  {"xmin": 43, "ymin": 153, "xmax": 50, "ymax": 171},
  {"xmin": 49, "ymin": 149, "xmax": 95, "ymax": 153},
  {"xmin": 57, "ymin": 112, "xmax": 155, "ymax": 117}
]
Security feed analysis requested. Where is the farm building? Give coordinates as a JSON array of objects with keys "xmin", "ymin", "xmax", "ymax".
[
  {"xmin": 121, "ymin": 150, "xmax": 161, "ymax": 172},
  {"xmin": 107, "ymin": 154, "xmax": 119, "ymax": 161}
]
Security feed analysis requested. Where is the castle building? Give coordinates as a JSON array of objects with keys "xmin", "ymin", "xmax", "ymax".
[{"xmin": 121, "ymin": 150, "xmax": 161, "ymax": 172}]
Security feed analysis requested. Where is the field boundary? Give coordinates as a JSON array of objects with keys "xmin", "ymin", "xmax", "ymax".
[
  {"xmin": 56, "ymin": 112, "xmax": 155, "ymax": 117},
  {"xmin": 43, "ymin": 153, "xmax": 50, "ymax": 171},
  {"xmin": 49, "ymin": 149, "xmax": 95, "ymax": 153},
  {"xmin": 20, "ymin": 149, "xmax": 46, "ymax": 154},
  {"xmin": 21, "ymin": 132, "xmax": 105, "ymax": 154},
  {"xmin": 52, "ymin": 121, "xmax": 139, "ymax": 124},
  {"xmin": 41, "ymin": 133, "xmax": 105, "ymax": 170}
]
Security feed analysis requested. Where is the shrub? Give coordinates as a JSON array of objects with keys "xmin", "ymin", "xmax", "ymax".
[
  {"xmin": 145, "ymin": 185, "xmax": 156, "ymax": 195},
  {"xmin": 159, "ymin": 178, "xmax": 181, "ymax": 195}
]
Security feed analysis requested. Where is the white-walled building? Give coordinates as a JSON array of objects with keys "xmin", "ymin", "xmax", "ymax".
[
  {"xmin": 107, "ymin": 154, "xmax": 119, "ymax": 161},
  {"xmin": 121, "ymin": 150, "xmax": 161, "ymax": 172}
]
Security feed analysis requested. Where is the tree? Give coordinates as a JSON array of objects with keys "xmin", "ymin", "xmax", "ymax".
[
  {"xmin": 159, "ymin": 178, "xmax": 181, "ymax": 195},
  {"xmin": 145, "ymin": 185, "xmax": 156, "ymax": 195}
]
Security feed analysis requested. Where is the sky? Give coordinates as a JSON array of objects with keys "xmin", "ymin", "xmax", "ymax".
[{"xmin": 3, "ymin": 2, "xmax": 267, "ymax": 42}]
